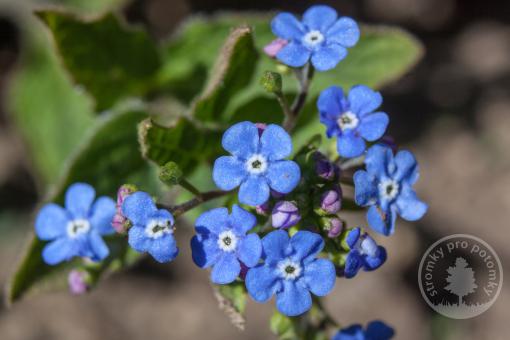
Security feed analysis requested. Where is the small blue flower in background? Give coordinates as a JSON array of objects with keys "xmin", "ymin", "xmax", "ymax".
[
  {"xmin": 354, "ymin": 145, "xmax": 428, "ymax": 236},
  {"xmin": 122, "ymin": 191, "xmax": 178, "ymax": 263},
  {"xmin": 271, "ymin": 5, "xmax": 359, "ymax": 71},
  {"xmin": 35, "ymin": 183, "xmax": 115, "ymax": 265},
  {"xmin": 332, "ymin": 320, "xmax": 395, "ymax": 340},
  {"xmin": 245, "ymin": 230, "xmax": 336, "ymax": 316},
  {"xmin": 191, "ymin": 205, "xmax": 262, "ymax": 284},
  {"xmin": 213, "ymin": 121, "xmax": 301, "ymax": 206},
  {"xmin": 318, "ymin": 85, "xmax": 389, "ymax": 158},
  {"xmin": 344, "ymin": 227, "xmax": 386, "ymax": 278}
]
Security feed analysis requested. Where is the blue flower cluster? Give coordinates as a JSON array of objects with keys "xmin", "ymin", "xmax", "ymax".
[
  {"xmin": 333, "ymin": 321, "xmax": 394, "ymax": 340},
  {"xmin": 271, "ymin": 5, "xmax": 360, "ymax": 71},
  {"xmin": 35, "ymin": 183, "xmax": 115, "ymax": 265}
]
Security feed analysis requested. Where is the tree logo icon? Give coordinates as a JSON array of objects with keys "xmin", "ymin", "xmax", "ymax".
[{"xmin": 418, "ymin": 234, "xmax": 503, "ymax": 319}]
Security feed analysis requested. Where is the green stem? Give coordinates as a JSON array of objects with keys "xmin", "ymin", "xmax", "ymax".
[
  {"xmin": 158, "ymin": 190, "xmax": 230, "ymax": 218},
  {"xmin": 282, "ymin": 63, "xmax": 314, "ymax": 132},
  {"xmin": 178, "ymin": 178, "xmax": 202, "ymax": 197},
  {"xmin": 339, "ymin": 155, "xmax": 365, "ymax": 170}
]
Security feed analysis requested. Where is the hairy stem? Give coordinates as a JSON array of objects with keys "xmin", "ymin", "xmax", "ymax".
[
  {"xmin": 283, "ymin": 63, "xmax": 315, "ymax": 132},
  {"xmin": 339, "ymin": 155, "xmax": 365, "ymax": 170},
  {"xmin": 158, "ymin": 190, "xmax": 230, "ymax": 218}
]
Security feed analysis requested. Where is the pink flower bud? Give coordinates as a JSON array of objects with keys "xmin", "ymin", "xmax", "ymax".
[{"xmin": 263, "ymin": 38, "xmax": 288, "ymax": 58}]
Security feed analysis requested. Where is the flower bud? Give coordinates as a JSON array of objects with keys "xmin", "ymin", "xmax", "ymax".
[
  {"xmin": 68, "ymin": 269, "xmax": 90, "ymax": 295},
  {"xmin": 263, "ymin": 38, "xmax": 288, "ymax": 58},
  {"xmin": 111, "ymin": 184, "xmax": 137, "ymax": 233},
  {"xmin": 315, "ymin": 185, "xmax": 342, "ymax": 215},
  {"xmin": 159, "ymin": 161, "xmax": 183, "ymax": 186},
  {"xmin": 260, "ymin": 71, "xmax": 283, "ymax": 94},
  {"xmin": 255, "ymin": 122, "xmax": 267, "ymax": 137},
  {"xmin": 319, "ymin": 216, "xmax": 345, "ymax": 238},
  {"xmin": 271, "ymin": 201, "xmax": 301, "ymax": 229},
  {"xmin": 314, "ymin": 152, "xmax": 339, "ymax": 181}
]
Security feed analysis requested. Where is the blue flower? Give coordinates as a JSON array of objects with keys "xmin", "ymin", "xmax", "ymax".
[
  {"xmin": 271, "ymin": 5, "xmax": 359, "ymax": 71},
  {"xmin": 344, "ymin": 227, "xmax": 386, "ymax": 278},
  {"xmin": 318, "ymin": 85, "xmax": 389, "ymax": 158},
  {"xmin": 213, "ymin": 121, "xmax": 301, "ymax": 206},
  {"xmin": 191, "ymin": 205, "xmax": 262, "ymax": 284},
  {"xmin": 354, "ymin": 145, "xmax": 428, "ymax": 236},
  {"xmin": 122, "ymin": 191, "xmax": 178, "ymax": 263},
  {"xmin": 332, "ymin": 320, "xmax": 395, "ymax": 340},
  {"xmin": 245, "ymin": 230, "xmax": 336, "ymax": 316},
  {"xmin": 35, "ymin": 183, "xmax": 115, "ymax": 265}
]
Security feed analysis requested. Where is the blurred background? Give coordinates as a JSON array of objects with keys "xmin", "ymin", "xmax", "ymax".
[{"xmin": 0, "ymin": 0, "xmax": 509, "ymax": 339}]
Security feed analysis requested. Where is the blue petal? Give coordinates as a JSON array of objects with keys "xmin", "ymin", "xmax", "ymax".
[
  {"xmin": 346, "ymin": 227, "xmax": 361, "ymax": 248},
  {"xmin": 317, "ymin": 86, "xmax": 345, "ymax": 117},
  {"xmin": 276, "ymin": 280, "xmax": 312, "ymax": 316},
  {"xmin": 195, "ymin": 207, "xmax": 229, "ymax": 235},
  {"xmin": 211, "ymin": 252, "xmax": 241, "ymax": 284},
  {"xmin": 122, "ymin": 191, "xmax": 156, "ymax": 226},
  {"xmin": 337, "ymin": 132, "xmax": 366, "ymax": 158},
  {"xmin": 239, "ymin": 176, "xmax": 270, "ymax": 206},
  {"xmin": 302, "ymin": 5, "xmax": 337, "ymax": 31},
  {"xmin": 276, "ymin": 42, "xmax": 311, "ymax": 68},
  {"xmin": 396, "ymin": 186, "xmax": 428, "ymax": 221},
  {"xmin": 191, "ymin": 234, "xmax": 221, "ymax": 268},
  {"xmin": 266, "ymin": 160, "xmax": 301, "ymax": 194},
  {"xmin": 148, "ymin": 234, "xmax": 178, "ymax": 263},
  {"xmin": 229, "ymin": 204, "xmax": 257, "ymax": 235},
  {"xmin": 367, "ymin": 205, "xmax": 396, "ymax": 236},
  {"xmin": 311, "ymin": 43, "xmax": 347, "ymax": 71},
  {"xmin": 152, "ymin": 209, "xmax": 175, "ymax": 224},
  {"xmin": 344, "ymin": 251, "xmax": 362, "ymax": 278},
  {"xmin": 303, "ymin": 259, "xmax": 336, "ymax": 296},
  {"xmin": 271, "ymin": 12, "xmax": 305, "ymax": 40},
  {"xmin": 260, "ymin": 124, "xmax": 292, "ymax": 161},
  {"xmin": 89, "ymin": 197, "xmax": 116, "ymax": 235},
  {"xmin": 246, "ymin": 264, "xmax": 280, "ymax": 302},
  {"xmin": 327, "ymin": 17, "xmax": 360, "ymax": 47},
  {"xmin": 363, "ymin": 246, "xmax": 387, "ymax": 271},
  {"xmin": 366, "ymin": 321, "xmax": 395, "ymax": 339},
  {"xmin": 262, "ymin": 230, "xmax": 290, "ymax": 262},
  {"xmin": 360, "ymin": 236, "xmax": 378, "ymax": 257},
  {"xmin": 35, "ymin": 203, "xmax": 69, "ymax": 240},
  {"xmin": 213, "ymin": 156, "xmax": 247, "ymax": 191},
  {"xmin": 222, "ymin": 121, "xmax": 259, "ymax": 159},
  {"xmin": 88, "ymin": 230, "xmax": 109, "ymax": 261},
  {"xmin": 65, "ymin": 183, "xmax": 95, "ymax": 219},
  {"xmin": 332, "ymin": 324, "xmax": 364, "ymax": 340},
  {"xmin": 358, "ymin": 112, "xmax": 389, "ymax": 141},
  {"xmin": 354, "ymin": 170, "xmax": 378, "ymax": 206},
  {"xmin": 42, "ymin": 238, "xmax": 75, "ymax": 265},
  {"xmin": 365, "ymin": 145, "xmax": 393, "ymax": 178},
  {"xmin": 289, "ymin": 231, "xmax": 324, "ymax": 262},
  {"xmin": 237, "ymin": 233, "xmax": 262, "ymax": 267},
  {"xmin": 348, "ymin": 85, "xmax": 382, "ymax": 116},
  {"xmin": 128, "ymin": 225, "xmax": 151, "ymax": 252},
  {"xmin": 394, "ymin": 150, "xmax": 419, "ymax": 184}
]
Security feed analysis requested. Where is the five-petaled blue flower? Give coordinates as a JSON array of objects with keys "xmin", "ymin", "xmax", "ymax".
[
  {"xmin": 213, "ymin": 121, "xmax": 301, "ymax": 206},
  {"xmin": 35, "ymin": 183, "xmax": 115, "ymax": 265},
  {"xmin": 271, "ymin": 5, "xmax": 359, "ymax": 71},
  {"xmin": 191, "ymin": 205, "xmax": 262, "ymax": 284},
  {"xmin": 318, "ymin": 85, "xmax": 389, "ymax": 158},
  {"xmin": 344, "ymin": 227, "xmax": 386, "ymax": 278},
  {"xmin": 333, "ymin": 321, "xmax": 395, "ymax": 340},
  {"xmin": 245, "ymin": 230, "xmax": 336, "ymax": 316},
  {"xmin": 354, "ymin": 145, "xmax": 428, "ymax": 236},
  {"xmin": 122, "ymin": 191, "xmax": 178, "ymax": 263}
]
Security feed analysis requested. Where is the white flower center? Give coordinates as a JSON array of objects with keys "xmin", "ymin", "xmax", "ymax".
[
  {"xmin": 67, "ymin": 219, "xmax": 91, "ymax": 238},
  {"xmin": 217, "ymin": 230, "xmax": 238, "ymax": 252},
  {"xmin": 246, "ymin": 154, "xmax": 268, "ymax": 175},
  {"xmin": 337, "ymin": 111, "xmax": 359, "ymax": 131},
  {"xmin": 277, "ymin": 258, "xmax": 302, "ymax": 280},
  {"xmin": 379, "ymin": 179, "xmax": 400, "ymax": 200},
  {"xmin": 145, "ymin": 219, "xmax": 173, "ymax": 239},
  {"xmin": 303, "ymin": 30, "xmax": 325, "ymax": 48}
]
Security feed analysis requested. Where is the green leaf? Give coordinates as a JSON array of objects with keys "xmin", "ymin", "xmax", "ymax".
[
  {"xmin": 270, "ymin": 310, "xmax": 299, "ymax": 340},
  {"xmin": 37, "ymin": 10, "xmax": 161, "ymax": 110},
  {"xmin": 8, "ymin": 15, "xmax": 95, "ymax": 187},
  {"xmin": 213, "ymin": 282, "xmax": 248, "ymax": 330},
  {"xmin": 6, "ymin": 108, "xmax": 154, "ymax": 304},
  {"xmin": 190, "ymin": 25, "xmax": 259, "ymax": 122}
]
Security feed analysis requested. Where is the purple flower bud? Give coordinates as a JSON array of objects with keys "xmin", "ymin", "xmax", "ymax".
[
  {"xmin": 271, "ymin": 201, "xmax": 301, "ymax": 229},
  {"xmin": 319, "ymin": 185, "xmax": 342, "ymax": 215},
  {"xmin": 111, "ymin": 184, "xmax": 137, "ymax": 233},
  {"xmin": 255, "ymin": 202, "xmax": 271, "ymax": 216},
  {"xmin": 314, "ymin": 154, "xmax": 339, "ymax": 181},
  {"xmin": 327, "ymin": 218, "xmax": 344, "ymax": 238},
  {"xmin": 263, "ymin": 38, "xmax": 288, "ymax": 58},
  {"xmin": 255, "ymin": 122, "xmax": 267, "ymax": 137},
  {"xmin": 68, "ymin": 270, "xmax": 89, "ymax": 295}
]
